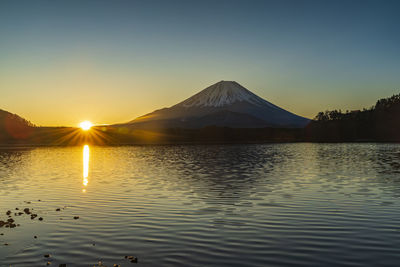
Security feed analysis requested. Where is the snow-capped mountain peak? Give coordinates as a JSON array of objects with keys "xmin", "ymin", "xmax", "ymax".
[
  {"xmin": 177, "ymin": 81, "xmax": 276, "ymax": 108},
  {"xmin": 127, "ymin": 80, "xmax": 310, "ymax": 128}
]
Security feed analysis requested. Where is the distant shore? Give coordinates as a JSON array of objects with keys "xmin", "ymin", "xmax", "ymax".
[{"xmin": 0, "ymin": 124, "xmax": 394, "ymax": 148}]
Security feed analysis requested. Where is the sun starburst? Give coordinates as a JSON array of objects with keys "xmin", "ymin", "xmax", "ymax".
[{"xmin": 79, "ymin": 121, "xmax": 93, "ymax": 131}]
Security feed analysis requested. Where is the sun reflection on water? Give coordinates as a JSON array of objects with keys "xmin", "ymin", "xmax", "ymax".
[{"xmin": 83, "ymin": 145, "xmax": 89, "ymax": 190}]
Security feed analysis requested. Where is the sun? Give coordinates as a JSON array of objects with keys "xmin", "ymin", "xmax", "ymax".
[{"xmin": 79, "ymin": 121, "xmax": 93, "ymax": 131}]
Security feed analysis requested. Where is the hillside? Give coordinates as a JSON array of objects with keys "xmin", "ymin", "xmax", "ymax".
[
  {"xmin": 306, "ymin": 93, "xmax": 400, "ymax": 142},
  {"xmin": 0, "ymin": 109, "xmax": 35, "ymax": 142}
]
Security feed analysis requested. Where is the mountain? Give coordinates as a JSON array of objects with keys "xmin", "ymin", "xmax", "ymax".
[
  {"xmin": 126, "ymin": 81, "xmax": 310, "ymax": 128},
  {"xmin": 0, "ymin": 109, "xmax": 35, "ymax": 140}
]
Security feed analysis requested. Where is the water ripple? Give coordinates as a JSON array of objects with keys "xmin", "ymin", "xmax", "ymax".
[{"xmin": 1, "ymin": 144, "xmax": 400, "ymax": 266}]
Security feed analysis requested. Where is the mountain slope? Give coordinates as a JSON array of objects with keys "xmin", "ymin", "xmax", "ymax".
[
  {"xmin": 0, "ymin": 109, "xmax": 35, "ymax": 140},
  {"xmin": 128, "ymin": 81, "xmax": 310, "ymax": 128}
]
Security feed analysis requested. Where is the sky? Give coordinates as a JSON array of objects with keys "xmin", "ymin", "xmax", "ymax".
[{"xmin": 1, "ymin": 0, "xmax": 399, "ymax": 126}]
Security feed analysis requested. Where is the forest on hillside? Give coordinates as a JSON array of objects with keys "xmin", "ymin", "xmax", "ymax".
[{"xmin": 305, "ymin": 93, "xmax": 400, "ymax": 142}]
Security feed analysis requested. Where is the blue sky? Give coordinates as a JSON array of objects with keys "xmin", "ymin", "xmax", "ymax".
[{"xmin": 1, "ymin": 0, "xmax": 399, "ymax": 126}]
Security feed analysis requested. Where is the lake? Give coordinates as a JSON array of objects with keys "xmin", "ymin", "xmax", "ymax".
[{"xmin": 1, "ymin": 143, "xmax": 400, "ymax": 266}]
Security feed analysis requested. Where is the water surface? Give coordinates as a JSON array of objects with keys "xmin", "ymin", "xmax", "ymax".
[{"xmin": 1, "ymin": 143, "xmax": 400, "ymax": 266}]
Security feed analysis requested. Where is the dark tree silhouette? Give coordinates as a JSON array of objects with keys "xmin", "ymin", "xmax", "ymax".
[{"xmin": 306, "ymin": 93, "xmax": 400, "ymax": 142}]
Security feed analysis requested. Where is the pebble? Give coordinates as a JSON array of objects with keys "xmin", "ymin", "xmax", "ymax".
[
  {"xmin": 125, "ymin": 255, "xmax": 138, "ymax": 263},
  {"xmin": 1, "ymin": 203, "xmax": 131, "ymax": 267},
  {"xmin": 0, "ymin": 219, "xmax": 17, "ymax": 228}
]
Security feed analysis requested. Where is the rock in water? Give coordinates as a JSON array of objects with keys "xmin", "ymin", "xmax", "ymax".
[{"xmin": 125, "ymin": 255, "xmax": 138, "ymax": 263}]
